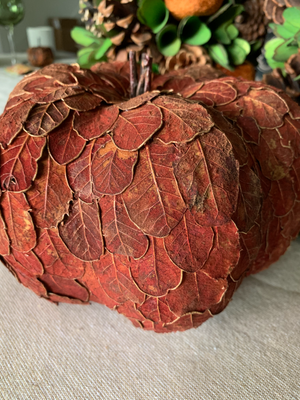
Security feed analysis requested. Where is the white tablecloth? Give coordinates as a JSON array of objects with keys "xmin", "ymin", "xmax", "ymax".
[{"xmin": 0, "ymin": 67, "xmax": 299, "ymax": 400}]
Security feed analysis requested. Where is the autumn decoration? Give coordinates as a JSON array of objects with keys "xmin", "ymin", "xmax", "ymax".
[{"xmin": 0, "ymin": 55, "xmax": 300, "ymax": 333}]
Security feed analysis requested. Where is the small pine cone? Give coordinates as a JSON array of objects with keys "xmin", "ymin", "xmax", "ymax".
[
  {"xmin": 235, "ymin": 0, "xmax": 270, "ymax": 42},
  {"xmin": 159, "ymin": 45, "xmax": 212, "ymax": 74},
  {"xmin": 263, "ymin": 0, "xmax": 298, "ymax": 24}
]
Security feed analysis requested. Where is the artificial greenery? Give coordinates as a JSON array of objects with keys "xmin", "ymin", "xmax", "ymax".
[
  {"xmin": 265, "ymin": 6, "xmax": 300, "ymax": 78},
  {"xmin": 72, "ymin": 0, "xmax": 256, "ymax": 70}
]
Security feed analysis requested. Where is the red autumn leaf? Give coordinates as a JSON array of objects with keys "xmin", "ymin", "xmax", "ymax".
[
  {"xmin": 66, "ymin": 140, "xmax": 97, "ymax": 203},
  {"xmin": 48, "ymin": 114, "xmax": 86, "ymax": 165},
  {"xmin": 41, "ymin": 64, "xmax": 78, "ymax": 85},
  {"xmin": 180, "ymin": 82, "xmax": 203, "ymax": 98},
  {"xmin": 201, "ymin": 220, "xmax": 240, "ymax": 279},
  {"xmin": 7, "ymin": 264, "xmax": 48, "ymax": 297},
  {"xmin": 166, "ymin": 271, "xmax": 227, "ymax": 316},
  {"xmin": 1, "ymin": 191, "xmax": 36, "ymax": 252},
  {"xmin": 290, "ymin": 157, "xmax": 300, "ymax": 200},
  {"xmin": 175, "ymin": 129, "xmax": 239, "ymax": 226},
  {"xmin": 280, "ymin": 200, "xmax": 300, "ymax": 240},
  {"xmin": 99, "ymin": 195, "xmax": 149, "ymax": 259},
  {"xmin": 23, "ymin": 76, "xmax": 55, "ymax": 94},
  {"xmin": 276, "ymin": 91, "xmax": 300, "ymax": 120},
  {"xmin": 164, "ymin": 210, "xmax": 214, "ymax": 272},
  {"xmin": 232, "ymin": 165, "xmax": 262, "ymax": 233},
  {"xmin": 190, "ymin": 81, "xmax": 237, "ymax": 106},
  {"xmin": 5, "ymin": 93, "xmax": 32, "ymax": 110},
  {"xmin": 91, "ymin": 85, "xmax": 126, "ymax": 104},
  {"xmin": 270, "ymin": 177, "xmax": 296, "ymax": 217},
  {"xmin": 34, "ymin": 228, "xmax": 86, "ymax": 278},
  {"xmin": 91, "ymin": 135, "xmax": 138, "ymax": 196},
  {"xmin": 237, "ymin": 116, "xmax": 261, "ymax": 144},
  {"xmin": 39, "ymin": 274, "xmax": 89, "ymax": 302},
  {"xmin": 164, "ymin": 310, "xmax": 212, "ymax": 332},
  {"xmin": 0, "ymin": 131, "xmax": 46, "ymax": 192},
  {"xmin": 0, "ymin": 209, "xmax": 10, "ymax": 256},
  {"xmin": 153, "ymin": 96, "xmax": 213, "ymax": 145},
  {"xmin": 123, "ymin": 142, "xmax": 186, "ymax": 237},
  {"xmin": 95, "ymin": 70, "xmax": 129, "ymax": 96},
  {"xmin": 111, "ymin": 103, "xmax": 162, "ymax": 151},
  {"xmin": 238, "ymin": 89, "xmax": 289, "ymax": 128},
  {"xmin": 138, "ymin": 296, "xmax": 178, "ymax": 325},
  {"xmin": 129, "ymin": 237, "xmax": 182, "ymax": 297},
  {"xmin": 117, "ymin": 91, "xmax": 161, "ymax": 111},
  {"xmin": 0, "ymin": 101, "xmax": 33, "ymax": 148},
  {"xmin": 73, "ymin": 105, "xmax": 119, "ymax": 140},
  {"xmin": 5, "ymin": 248, "xmax": 43, "ymax": 276},
  {"xmin": 58, "ymin": 199, "xmax": 103, "ymax": 262},
  {"xmin": 24, "ymin": 101, "xmax": 70, "ymax": 137},
  {"xmin": 63, "ymin": 91, "xmax": 102, "ymax": 112},
  {"xmin": 79, "ymin": 262, "xmax": 119, "ymax": 309},
  {"xmin": 160, "ymin": 76, "xmax": 195, "ymax": 93},
  {"xmin": 92, "ymin": 252, "xmax": 145, "ymax": 304},
  {"xmin": 26, "ymin": 155, "xmax": 72, "ymax": 228},
  {"xmin": 277, "ymin": 116, "xmax": 300, "ymax": 159},
  {"xmin": 33, "ymin": 86, "xmax": 85, "ymax": 104}
]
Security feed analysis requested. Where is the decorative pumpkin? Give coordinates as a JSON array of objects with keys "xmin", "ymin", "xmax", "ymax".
[
  {"xmin": 164, "ymin": 0, "xmax": 224, "ymax": 19},
  {"xmin": 0, "ymin": 58, "xmax": 299, "ymax": 333}
]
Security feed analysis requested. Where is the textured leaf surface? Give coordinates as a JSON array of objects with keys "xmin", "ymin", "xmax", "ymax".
[
  {"xmin": 111, "ymin": 103, "xmax": 162, "ymax": 151},
  {"xmin": 39, "ymin": 274, "xmax": 89, "ymax": 302},
  {"xmin": 73, "ymin": 105, "xmax": 119, "ymax": 140},
  {"xmin": 49, "ymin": 114, "xmax": 86, "ymax": 165},
  {"xmin": 26, "ymin": 155, "xmax": 72, "ymax": 228},
  {"xmin": 91, "ymin": 135, "xmax": 138, "ymax": 196},
  {"xmin": 34, "ymin": 228, "xmax": 86, "ymax": 278},
  {"xmin": 238, "ymin": 89, "xmax": 289, "ymax": 128},
  {"xmin": 130, "ymin": 237, "xmax": 182, "ymax": 297},
  {"xmin": 270, "ymin": 177, "xmax": 296, "ymax": 217},
  {"xmin": 24, "ymin": 101, "xmax": 70, "ymax": 137},
  {"xmin": 0, "ymin": 101, "xmax": 33, "ymax": 148},
  {"xmin": 6, "ymin": 248, "xmax": 43, "ymax": 276},
  {"xmin": 164, "ymin": 210, "xmax": 214, "ymax": 272},
  {"xmin": 0, "ymin": 131, "xmax": 45, "ymax": 192},
  {"xmin": 33, "ymin": 87, "xmax": 85, "ymax": 104},
  {"xmin": 153, "ymin": 96, "xmax": 213, "ymax": 144},
  {"xmin": 190, "ymin": 81, "xmax": 237, "ymax": 106},
  {"xmin": 59, "ymin": 199, "xmax": 103, "ymax": 262},
  {"xmin": 123, "ymin": 142, "xmax": 186, "ymax": 237},
  {"xmin": 92, "ymin": 252, "xmax": 144, "ymax": 304},
  {"xmin": 0, "ymin": 209, "xmax": 10, "ymax": 256},
  {"xmin": 100, "ymin": 195, "xmax": 148, "ymax": 259},
  {"xmin": 41, "ymin": 64, "xmax": 78, "ymax": 85},
  {"xmin": 63, "ymin": 91, "xmax": 102, "ymax": 111},
  {"xmin": 117, "ymin": 91, "xmax": 161, "ymax": 111},
  {"xmin": 1, "ymin": 192, "xmax": 36, "ymax": 252},
  {"xmin": 175, "ymin": 129, "xmax": 239, "ymax": 226},
  {"xmin": 138, "ymin": 296, "xmax": 177, "ymax": 325}
]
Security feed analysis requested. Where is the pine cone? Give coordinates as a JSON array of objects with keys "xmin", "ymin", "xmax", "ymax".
[
  {"xmin": 158, "ymin": 45, "xmax": 212, "ymax": 75},
  {"xmin": 263, "ymin": 50, "xmax": 300, "ymax": 103},
  {"xmin": 263, "ymin": 0, "xmax": 298, "ymax": 24},
  {"xmin": 235, "ymin": 0, "xmax": 270, "ymax": 42}
]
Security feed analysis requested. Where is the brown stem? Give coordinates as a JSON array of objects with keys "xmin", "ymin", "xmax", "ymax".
[
  {"xmin": 144, "ymin": 55, "xmax": 152, "ymax": 93},
  {"xmin": 129, "ymin": 51, "xmax": 138, "ymax": 99}
]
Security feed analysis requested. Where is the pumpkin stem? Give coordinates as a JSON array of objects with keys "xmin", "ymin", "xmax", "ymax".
[{"xmin": 129, "ymin": 51, "xmax": 152, "ymax": 98}]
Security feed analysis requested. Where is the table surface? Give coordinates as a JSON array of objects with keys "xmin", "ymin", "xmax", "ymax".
[{"xmin": 0, "ymin": 67, "xmax": 300, "ymax": 400}]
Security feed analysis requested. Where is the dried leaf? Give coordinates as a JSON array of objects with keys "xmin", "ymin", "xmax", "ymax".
[
  {"xmin": 48, "ymin": 114, "xmax": 86, "ymax": 165},
  {"xmin": 26, "ymin": 155, "xmax": 72, "ymax": 228},
  {"xmin": 190, "ymin": 81, "xmax": 237, "ymax": 106},
  {"xmin": 180, "ymin": 82, "xmax": 203, "ymax": 99},
  {"xmin": 130, "ymin": 237, "xmax": 182, "ymax": 297},
  {"xmin": 1, "ymin": 191, "xmax": 36, "ymax": 252},
  {"xmin": 73, "ymin": 105, "xmax": 119, "ymax": 140},
  {"xmin": 117, "ymin": 91, "xmax": 161, "ymax": 111},
  {"xmin": 153, "ymin": 96, "xmax": 214, "ymax": 145},
  {"xmin": 92, "ymin": 252, "xmax": 144, "ymax": 304},
  {"xmin": 270, "ymin": 177, "xmax": 296, "ymax": 217},
  {"xmin": 161, "ymin": 76, "xmax": 195, "ymax": 93},
  {"xmin": 34, "ymin": 228, "xmax": 86, "ymax": 278},
  {"xmin": 33, "ymin": 87, "xmax": 85, "ymax": 104},
  {"xmin": 39, "ymin": 274, "xmax": 89, "ymax": 302},
  {"xmin": 63, "ymin": 91, "xmax": 102, "ymax": 112},
  {"xmin": 164, "ymin": 311, "xmax": 212, "ymax": 332},
  {"xmin": 0, "ymin": 209, "xmax": 10, "ymax": 256},
  {"xmin": 277, "ymin": 116, "xmax": 300, "ymax": 159},
  {"xmin": 66, "ymin": 140, "xmax": 97, "ymax": 203},
  {"xmin": 91, "ymin": 135, "xmax": 138, "ymax": 196},
  {"xmin": 166, "ymin": 271, "xmax": 227, "ymax": 316},
  {"xmin": 99, "ymin": 195, "xmax": 148, "ymax": 259},
  {"xmin": 5, "ymin": 248, "xmax": 43, "ymax": 276},
  {"xmin": 0, "ymin": 131, "xmax": 46, "ymax": 192},
  {"xmin": 238, "ymin": 89, "xmax": 289, "ymax": 128},
  {"xmin": 138, "ymin": 296, "xmax": 177, "ymax": 325},
  {"xmin": 41, "ymin": 64, "xmax": 78, "ymax": 85},
  {"xmin": 164, "ymin": 210, "xmax": 214, "ymax": 272},
  {"xmin": 24, "ymin": 101, "xmax": 70, "ymax": 137},
  {"xmin": 175, "ymin": 129, "xmax": 239, "ymax": 226},
  {"xmin": 59, "ymin": 199, "xmax": 103, "ymax": 262},
  {"xmin": 111, "ymin": 103, "xmax": 162, "ymax": 151},
  {"xmin": 280, "ymin": 200, "xmax": 300, "ymax": 240},
  {"xmin": 0, "ymin": 101, "xmax": 33, "ymax": 148},
  {"xmin": 91, "ymin": 85, "xmax": 126, "ymax": 104},
  {"xmin": 123, "ymin": 142, "xmax": 186, "ymax": 237}
]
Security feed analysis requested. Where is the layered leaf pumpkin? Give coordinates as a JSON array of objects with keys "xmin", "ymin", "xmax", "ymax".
[{"xmin": 0, "ymin": 62, "xmax": 299, "ymax": 333}]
